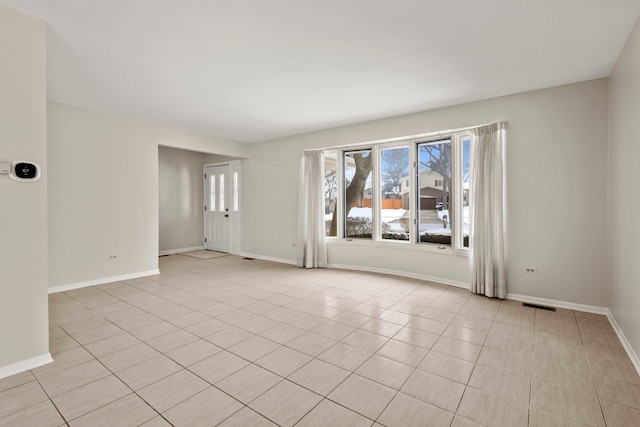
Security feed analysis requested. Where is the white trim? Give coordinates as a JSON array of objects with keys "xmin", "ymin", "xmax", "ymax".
[
  {"xmin": 237, "ymin": 252, "xmax": 297, "ymax": 265},
  {"xmin": 204, "ymin": 160, "xmax": 242, "ymax": 255},
  {"xmin": 326, "ymin": 238, "xmax": 469, "ymax": 258},
  {"xmin": 236, "ymin": 252, "xmax": 468, "ymax": 287},
  {"xmin": 605, "ymin": 309, "xmax": 640, "ymax": 375},
  {"xmin": 305, "ymin": 121, "xmax": 502, "ymax": 152},
  {"xmin": 328, "ymin": 263, "xmax": 469, "ymax": 289},
  {"xmin": 506, "ymin": 293, "xmax": 609, "ymax": 315},
  {"xmin": 159, "ymin": 246, "xmax": 204, "ymax": 256},
  {"xmin": 48, "ymin": 270, "xmax": 160, "ymax": 294},
  {"xmin": 0, "ymin": 353, "xmax": 53, "ymax": 380}
]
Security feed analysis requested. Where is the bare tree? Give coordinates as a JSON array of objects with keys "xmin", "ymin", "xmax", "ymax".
[
  {"xmin": 381, "ymin": 148, "xmax": 409, "ymax": 197},
  {"xmin": 328, "ymin": 152, "xmax": 372, "ymax": 236},
  {"xmin": 324, "ymin": 169, "xmax": 337, "ymax": 214}
]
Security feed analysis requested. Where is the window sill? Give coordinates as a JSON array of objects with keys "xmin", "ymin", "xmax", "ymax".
[{"xmin": 326, "ymin": 237, "xmax": 470, "ymax": 258}]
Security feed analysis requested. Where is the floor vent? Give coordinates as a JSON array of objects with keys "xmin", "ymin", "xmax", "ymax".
[
  {"xmin": 159, "ymin": 255, "xmax": 169, "ymax": 257},
  {"xmin": 522, "ymin": 302, "xmax": 556, "ymax": 311},
  {"xmin": 243, "ymin": 257, "xmax": 255, "ymax": 260}
]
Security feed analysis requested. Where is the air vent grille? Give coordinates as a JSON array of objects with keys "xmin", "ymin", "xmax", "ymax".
[{"xmin": 522, "ymin": 302, "xmax": 556, "ymax": 311}]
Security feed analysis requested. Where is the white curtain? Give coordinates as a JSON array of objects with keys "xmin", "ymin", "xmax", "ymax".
[
  {"xmin": 470, "ymin": 122, "xmax": 507, "ymax": 298},
  {"xmin": 297, "ymin": 151, "xmax": 328, "ymax": 268}
]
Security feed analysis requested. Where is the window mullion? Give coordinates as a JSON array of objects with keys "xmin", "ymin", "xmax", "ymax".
[
  {"xmin": 372, "ymin": 147, "xmax": 381, "ymax": 241},
  {"xmin": 337, "ymin": 151, "xmax": 344, "ymax": 239},
  {"xmin": 409, "ymin": 146, "xmax": 417, "ymax": 244},
  {"xmin": 452, "ymin": 135, "xmax": 461, "ymax": 250}
]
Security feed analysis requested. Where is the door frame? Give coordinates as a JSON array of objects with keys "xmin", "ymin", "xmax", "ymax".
[{"xmin": 203, "ymin": 160, "xmax": 241, "ymax": 255}]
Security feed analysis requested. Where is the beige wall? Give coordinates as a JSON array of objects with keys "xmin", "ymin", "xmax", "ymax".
[
  {"xmin": 0, "ymin": 6, "xmax": 49, "ymax": 373},
  {"xmin": 159, "ymin": 146, "xmax": 204, "ymax": 253},
  {"xmin": 608, "ymin": 18, "xmax": 640, "ymax": 357},
  {"xmin": 48, "ymin": 102, "xmax": 246, "ymax": 289},
  {"xmin": 203, "ymin": 154, "xmax": 244, "ymax": 164},
  {"xmin": 243, "ymin": 79, "xmax": 609, "ymax": 307}
]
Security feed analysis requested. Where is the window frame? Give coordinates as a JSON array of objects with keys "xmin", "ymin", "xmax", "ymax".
[
  {"xmin": 453, "ymin": 131, "xmax": 472, "ymax": 250},
  {"xmin": 324, "ymin": 130, "xmax": 472, "ymax": 256},
  {"xmin": 377, "ymin": 144, "xmax": 412, "ymax": 243},
  {"xmin": 415, "ymin": 137, "xmax": 453, "ymax": 248},
  {"xmin": 343, "ymin": 149, "xmax": 374, "ymax": 240}
]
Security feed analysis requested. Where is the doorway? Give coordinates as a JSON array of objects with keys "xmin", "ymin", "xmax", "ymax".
[{"xmin": 204, "ymin": 161, "xmax": 241, "ymax": 254}]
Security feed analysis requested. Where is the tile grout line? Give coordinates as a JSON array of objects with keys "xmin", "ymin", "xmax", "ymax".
[
  {"xmin": 52, "ymin": 303, "xmax": 195, "ymax": 425},
  {"xmin": 39, "ymin": 255, "xmax": 636, "ymax": 426}
]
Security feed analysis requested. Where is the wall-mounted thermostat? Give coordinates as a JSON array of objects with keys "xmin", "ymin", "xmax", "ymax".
[{"xmin": 9, "ymin": 161, "xmax": 41, "ymax": 182}]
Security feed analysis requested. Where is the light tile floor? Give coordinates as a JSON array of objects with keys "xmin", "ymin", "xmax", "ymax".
[{"xmin": 1, "ymin": 254, "xmax": 640, "ymax": 426}]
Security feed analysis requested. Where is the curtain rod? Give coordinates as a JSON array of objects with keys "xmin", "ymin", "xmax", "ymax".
[{"xmin": 303, "ymin": 121, "xmax": 505, "ymax": 152}]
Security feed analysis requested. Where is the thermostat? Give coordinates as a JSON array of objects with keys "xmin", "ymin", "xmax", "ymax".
[{"xmin": 9, "ymin": 161, "xmax": 40, "ymax": 182}]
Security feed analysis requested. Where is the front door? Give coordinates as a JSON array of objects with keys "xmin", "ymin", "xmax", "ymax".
[{"xmin": 205, "ymin": 165, "xmax": 231, "ymax": 253}]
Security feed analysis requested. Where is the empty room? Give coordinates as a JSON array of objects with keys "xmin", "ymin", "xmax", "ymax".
[{"xmin": 1, "ymin": 1, "xmax": 640, "ymax": 426}]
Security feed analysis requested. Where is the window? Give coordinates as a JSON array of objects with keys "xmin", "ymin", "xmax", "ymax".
[
  {"xmin": 380, "ymin": 146, "xmax": 410, "ymax": 241},
  {"xmin": 418, "ymin": 139, "xmax": 452, "ymax": 245},
  {"xmin": 324, "ymin": 152, "xmax": 338, "ymax": 236},
  {"xmin": 344, "ymin": 150, "xmax": 372, "ymax": 238},
  {"xmin": 459, "ymin": 135, "xmax": 471, "ymax": 247},
  {"xmin": 323, "ymin": 129, "xmax": 472, "ymax": 252}
]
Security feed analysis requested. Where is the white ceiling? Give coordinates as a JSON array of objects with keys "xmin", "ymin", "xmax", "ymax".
[{"xmin": 2, "ymin": 0, "xmax": 639, "ymax": 143}]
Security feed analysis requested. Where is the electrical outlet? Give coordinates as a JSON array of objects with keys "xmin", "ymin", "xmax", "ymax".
[
  {"xmin": 525, "ymin": 266, "xmax": 537, "ymax": 274},
  {"xmin": 108, "ymin": 255, "xmax": 117, "ymax": 261},
  {"xmin": 291, "ymin": 242, "xmax": 296, "ymax": 247}
]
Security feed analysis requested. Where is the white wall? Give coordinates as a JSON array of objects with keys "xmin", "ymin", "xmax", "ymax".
[
  {"xmin": 48, "ymin": 102, "xmax": 246, "ymax": 289},
  {"xmin": 243, "ymin": 79, "xmax": 609, "ymax": 307},
  {"xmin": 0, "ymin": 6, "xmax": 49, "ymax": 374},
  {"xmin": 158, "ymin": 146, "xmax": 204, "ymax": 253},
  {"xmin": 608, "ymin": 18, "xmax": 640, "ymax": 357}
]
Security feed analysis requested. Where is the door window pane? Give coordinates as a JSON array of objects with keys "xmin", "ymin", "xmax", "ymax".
[
  {"xmin": 380, "ymin": 146, "xmax": 410, "ymax": 240},
  {"xmin": 233, "ymin": 171, "xmax": 239, "ymax": 212},
  {"xmin": 219, "ymin": 173, "xmax": 225, "ymax": 212},
  {"xmin": 210, "ymin": 175, "xmax": 216, "ymax": 212},
  {"xmin": 417, "ymin": 139, "xmax": 452, "ymax": 245},
  {"xmin": 344, "ymin": 150, "xmax": 372, "ymax": 238}
]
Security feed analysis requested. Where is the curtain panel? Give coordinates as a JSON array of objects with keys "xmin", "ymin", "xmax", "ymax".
[
  {"xmin": 470, "ymin": 122, "xmax": 507, "ymax": 298},
  {"xmin": 297, "ymin": 151, "xmax": 328, "ymax": 268}
]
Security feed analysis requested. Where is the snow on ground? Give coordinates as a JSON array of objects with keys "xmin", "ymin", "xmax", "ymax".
[
  {"xmin": 347, "ymin": 207, "xmax": 372, "ymax": 218},
  {"xmin": 438, "ymin": 207, "xmax": 470, "ymax": 223},
  {"xmin": 326, "ymin": 207, "xmax": 470, "ymax": 236},
  {"xmin": 381, "ymin": 209, "xmax": 406, "ymax": 223},
  {"xmin": 344, "ymin": 207, "xmax": 406, "ymax": 222}
]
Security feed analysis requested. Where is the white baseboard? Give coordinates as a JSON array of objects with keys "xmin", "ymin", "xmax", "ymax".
[
  {"xmin": 236, "ymin": 255, "xmax": 465, "ymax": 288},
  {"xmin": 48, "ymin": 269, "xmax": 160, "ymax": 294},
  {"xmin": 0, "ymin": 353, "xmax": 53, "ymax": 380},
  {"xmin": 506, "ymin": 293, "xmax": 609, "ymax": 315},
  {"xmin": 159, "ymin": 246, "xmax": 204, "ymax": 256},
  {"xmin": 238, "ymin": 252, "xmax": 297, "ymax": 266},
  {"xmin": 328, "ymin": 263, "xmax": 470, "ymax": 289},
  {"xmin": 605, "ymin": 310, "xmax": 640, "ymax": 375}
]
